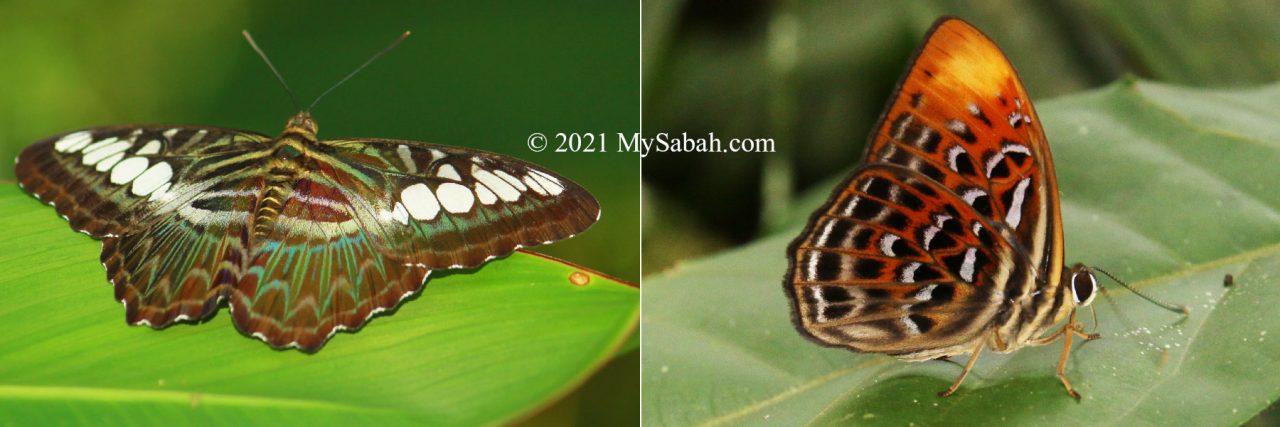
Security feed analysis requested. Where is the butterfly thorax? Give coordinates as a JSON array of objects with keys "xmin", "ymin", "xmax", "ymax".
[{"xmin": 989, "ymin": 270, "xmax": 1073, "ymax": 353}]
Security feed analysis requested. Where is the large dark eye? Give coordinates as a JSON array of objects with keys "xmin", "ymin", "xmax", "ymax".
[{"xmin": 1071, "ymin": 270, "xmax": 1097, "ymax": 306}]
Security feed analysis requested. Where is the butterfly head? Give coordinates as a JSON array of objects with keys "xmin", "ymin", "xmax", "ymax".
[
  {"xmin": 285, "ymin": 111, "xmax": 319, "ymax": 138},
  {"xmin": 1068, "ymin": 264, "xmax": 1098, "ymax": 307}
]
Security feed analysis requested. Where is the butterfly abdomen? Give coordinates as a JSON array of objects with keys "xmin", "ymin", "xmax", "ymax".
[{"xmin": 250, "ymin": 164, "xmax": 292, "ymax": 241}]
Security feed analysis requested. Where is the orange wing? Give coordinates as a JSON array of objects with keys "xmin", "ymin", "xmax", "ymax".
[{"xmin": 863, "ymin": 18, "xmax": 1060, "ymax": 268}]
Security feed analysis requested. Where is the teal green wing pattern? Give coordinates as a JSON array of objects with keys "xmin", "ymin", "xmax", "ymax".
[
  {"xmin": 15, "ymin": 125, "xmax": 599, "ymax": 353},
  {"xmin": 18, "ymin": 126, "xmax": 272, "ymax": 333},
  {"xmin": 225, "ymin": 177, "xmax": 428, "ymax": 351},
  {"xmin": 215, "ymin": 138, "xmax": 600, "ymax": 351}
]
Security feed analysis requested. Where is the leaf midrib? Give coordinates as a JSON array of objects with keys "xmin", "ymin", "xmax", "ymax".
[{"xmin": 0, "ymin": 384, "xmax": 398, "ymax": 414}]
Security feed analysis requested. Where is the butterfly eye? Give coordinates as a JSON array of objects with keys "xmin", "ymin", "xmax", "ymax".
[{"xmin": 1071, "ymin": 270, "xmax": 1098, "ymax": 306}]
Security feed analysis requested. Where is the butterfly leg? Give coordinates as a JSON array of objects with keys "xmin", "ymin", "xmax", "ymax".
[
  {"xmin": 1026, "ymin": 323, "xmax": 1069, "ymax": 346},
  {"xmin": 938, "ymin": 340, "xmax": 985, "ymax": 398},
  {"xmin": 1072, "ymin": 323, "xmax": 1101, "ymax": 341},
  {"xmin": 1055, "ymin": 310, "xmax": 1084, "ymax": 401}
]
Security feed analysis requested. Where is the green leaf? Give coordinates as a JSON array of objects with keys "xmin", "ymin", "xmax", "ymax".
[
  {"xmin": 641, "ymin": 80, "xmax": 1280, "ymax": 425},
  {"xmin": 0, "ymin": 186, "xmax": 638, "ymax": 426}
]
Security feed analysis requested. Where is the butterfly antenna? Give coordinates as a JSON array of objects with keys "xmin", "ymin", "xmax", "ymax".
[
  {"xmin": 308, "ymin": 31, "xmax": 411, "ymax": 112},
  {"xmin": 1092, "ymin": 267, "xmax": 1190, "ymax": 315},
  {"xmin": 242, "ymin": 30, "xmax": 302, "ymax": 112}
]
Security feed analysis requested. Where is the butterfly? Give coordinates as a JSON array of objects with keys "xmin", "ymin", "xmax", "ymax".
[
  {"xmin": 13, "ymin": 32, "xmax": 600, "ymax": 353},
  {"xmin": 784, "ymin": 17, "xmax": 1104, "ymax": 400}
]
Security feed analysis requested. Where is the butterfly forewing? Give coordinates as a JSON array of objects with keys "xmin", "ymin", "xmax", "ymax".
[
  {"xmin": 16, "ymin": 117, "xmax": 600, "ymax": 352},
  {"xmin": 323, "ymin": 138, "xmax": 601, "ymax": 269},
  {"xmin": 786, "ymin": 18, "xmax": 1071, "ymax": 361},
  {"xmin": 15, "ymin": 126, "xmax": 270, "ymax": 237}
]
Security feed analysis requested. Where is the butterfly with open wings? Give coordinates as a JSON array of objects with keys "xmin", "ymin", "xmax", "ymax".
[{"xmin": 14, "ymin": 32, "xmax": 599, "ymax": 353}]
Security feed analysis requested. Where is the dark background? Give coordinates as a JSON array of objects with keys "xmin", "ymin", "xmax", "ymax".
[
  {"xmin": 0, "ymin": 1, "xmax": 639, "ymax": 425},
  {"xmin": 641, "ymin": 0, "xmax": 1280, "ymax": 424}
]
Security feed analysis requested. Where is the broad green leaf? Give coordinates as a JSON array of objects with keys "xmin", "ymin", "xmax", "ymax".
[
  {"xmin": 0, "ymin": 186, "xmax": 638, "ymax": 426},
  {"xmin": 1082, "ymin": 0, "xmax": 1280, "ymax": 86},
  {"xmin": 641, "ymin": 80, "xmax": 1280, "ymax": 425}
]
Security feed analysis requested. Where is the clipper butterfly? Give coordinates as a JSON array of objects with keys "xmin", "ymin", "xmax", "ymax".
[{"xmin": 14, "ymin": 33, "xmax": 600, "ymax": 353}]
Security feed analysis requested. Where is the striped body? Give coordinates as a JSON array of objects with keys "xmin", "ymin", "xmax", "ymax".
[{"xmin": 15, "ymin": 111, "xmax": 599, "ymax": 352}]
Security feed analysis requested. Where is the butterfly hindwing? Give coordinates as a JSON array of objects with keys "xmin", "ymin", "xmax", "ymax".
[
  {"xmin": 227, "ymin": 181, "xmax": 429, "ymax": 351},
  {"xmin": 789, "ymin": 165, "xmax": 1030, "ymax": 360},
  {"xmin": 786, "ymin": 17, "xmax": 1070, "ymax": 359}
]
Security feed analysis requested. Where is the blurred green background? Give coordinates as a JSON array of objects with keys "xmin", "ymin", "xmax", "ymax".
[
  {"xmin": 0, "ymin": 1, "xmax": 638, "ymax": 425},
  {"xmin": 641, "ymin": 0, "xmax": 1279, "ymax": 424},
  {"xmin": 641, "ymin": 0, "xmax": 1280, "ymax": 270}
]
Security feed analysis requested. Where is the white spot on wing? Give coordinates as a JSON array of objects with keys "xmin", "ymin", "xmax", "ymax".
[
  {"xmin": 94, "ymin": 152, "xmax": 125, "ymax": 172},
  {"xmin": 473, "ymin": 167, "xmax": 521, "ymax": 202},
  {"xmin": 915, "ymin": 127, "xmax": 934, "ymax": 149},
  {"xmin": 80, "ymin": 137, "xmax": 119, "ymax": 155},
  {"xmin": 523, "ymin": 175, "xmax": 548, "ymax": 195},
  {"xmin": 529, "ymin": 170, "xmax": 564, "ymax": 195},
  {"xmin": 914, "ymin": 284, "xmax": 938, "ymax": 301},
  {"xmin": 892, "ymin": 114, "xmax": 913, "ymax": 140},
  {"xmin": 131, "ymin": 162, "xmax": 173, "ymax": 196},
  {"xmin": 148, "ymin": 182, "xmax": 171, "ymax": 201},
  {"xmin": 815, "ymin": 219, "xmax": 837, "ymax": 246},
  {"xmin": 1008, "ymin": 112, "xmax": 1024, "ymax": 127},
  {"xmin": 985, "ymin": 152, "xmax": 1006, "ymax": 177},
  {"xmin": 880, "ymin": 234, "xmax": 899, "ymax": 256},
  {"xmin": 811, "ymin": 287, "xmax": 827, "ymax": 305},
  {"xmin": 1006, "ymin": 177, "xmax": 1031, "ymax": 228},
  {"xmin": 397, "ymin": 145, "xmax": 418, "ymax": 173},
  {"xmin": 961, "ymin": 188, "xmax": 986, "ymax": 206},
  {"xmin": 436, "ymin": 164, "xmax": 462, "ymax": 181},
  {"xmin": 136, "ymin": 140, "xmax": 163, "ymax": 155},
  {"xmin": 391, "ymin": 202, "xmax": 410, "ymax": 225},
  {"xmin": 900, "ymin": 262, "xmax": 920, "ymax": 283},
  {"xmin": 901, "ymin": 315, "xmax": 920, "ymax": 335},
  {"xmin": 436, "ymin": 182, "xmax": 475, "ymax": 213},
  {"xmin": 190, "ymin": 130, "xmax": 208, "ymax": 144},
  {"xmin": 54, "ymin": 131, "xmax": 93, "ymax": 152},
  {"xmin": 401, "ymin": 183, "xmax": 440, "ymax": 220},
  {"xmin": 82, "ymin": 141, "xmax": 132, "ymax": 166},
  {"xmin": 474, "ymin": 183, "xmax": 498, "ymax": 205},
  {"xmin": 947, "ymin": 146, "xmax": 967, "ymax": 172},
  {"xmin": 496, "ymin": 170, "xmax": 527, "ymax": 191},
  {"xmin": 1002, "ymin": 144, "xmax": 1032, "ymax": 156},
  {"xmin": 841, "ymin": 196, "xmax": 860, "ymax": 217},
  {"xmin": 922, "ymin": 225, "xmax": 940, "ymax": 250},
  {"xmin": 805, "ymin": 251, "xmax": 821, "ymax": 282},
  {"xmin": 959, "ymin": 247, "xmax": 978, "ymax": 282},
  {"xmin": 110, "ymin": 155, "xmax": 148, "ymax": 184},
  {"xmin": 428, "ymin": 149, "xmax": 446, "ymax": 163}
]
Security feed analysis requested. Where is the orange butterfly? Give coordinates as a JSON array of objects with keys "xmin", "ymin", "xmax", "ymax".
[{"xmin": 785, "ymin": 17, "xmax": 1105, "ymax": 399}]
